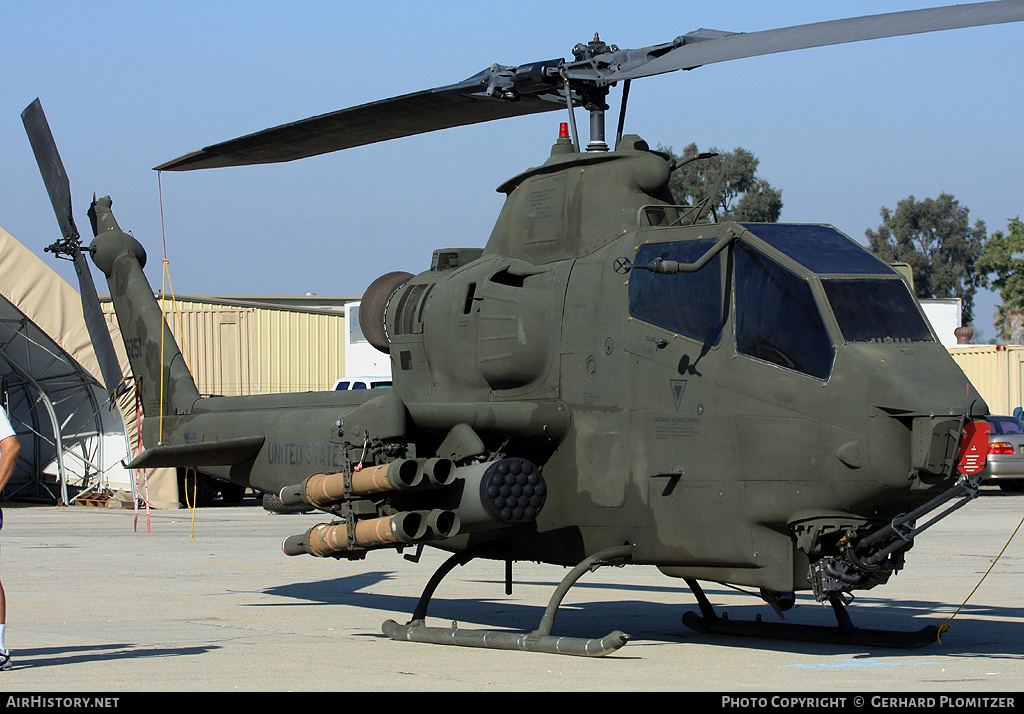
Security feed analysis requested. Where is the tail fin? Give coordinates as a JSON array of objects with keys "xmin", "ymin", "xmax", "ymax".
[{"xmin": 87, "ymin": 196, "xmax": 200, "ymax": 418}]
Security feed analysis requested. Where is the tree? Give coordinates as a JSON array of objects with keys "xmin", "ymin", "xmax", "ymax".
[
  {"xmin": 865, "ymin": 193, "xmax": 986, "ymax": 325},
  {"xmin": 658, "ymin": 143, "xmax": 783, "ymax": 222},
  {"xmin": 976, "ymin": 217, "xmax": 1024, "ymax": 343}
]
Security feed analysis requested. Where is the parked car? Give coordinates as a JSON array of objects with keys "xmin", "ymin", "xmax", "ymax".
[
  {"xmin": 331, "ymin": 376, "xmax": 392, "ymax": 390},
  {"xmin": 981, "ymin": 415, "xmax": 1024, "ymax": 492}
]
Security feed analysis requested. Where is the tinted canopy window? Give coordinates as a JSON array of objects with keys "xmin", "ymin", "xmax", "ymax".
[
  {"xmin": 735, "ymin": 244, "xmax": 834, "ymax": 380},
  {"xmin": 822, "ymin": 279, "xmax": 934, "ymax": 343},
  {"xmin": 741, "ymin": 224, "xmax": 893, "ymax": 275},
  {"xmin": 628, "ymin": 240, "xmax": 724, "ymax": 345}
]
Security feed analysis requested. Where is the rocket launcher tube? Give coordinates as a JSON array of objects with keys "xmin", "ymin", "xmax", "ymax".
[
  {"xmin": 424, "ymin": 509, "xmax": 460, "ymax": 539},
  {"xmin": 280, "ymin": 458, "xmax": 456, "ymax": 507},
  {"xmin": 421, "ymin": 457, "xmax": 457, "ymax": 488},
  {"xmin": 447, "ymin": 458, "xmax": 546, "ymax": 532},
  {"xmin": 282, "ymin": 511, "xmax": 434, "ymax": 557},
  {"xmin": 350, "ymin": 459, "xmax": 423, "ymax": 497}
]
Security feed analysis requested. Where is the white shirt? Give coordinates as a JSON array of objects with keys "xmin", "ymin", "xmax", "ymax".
[{"xmin": 0, "ymin": 408, "xmax": 15, "ymax": 441}]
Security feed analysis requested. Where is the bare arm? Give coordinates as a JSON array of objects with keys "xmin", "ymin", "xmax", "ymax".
[{"xmin": 0, "ymin": 435, "xmax": 20, "ymax": 492}]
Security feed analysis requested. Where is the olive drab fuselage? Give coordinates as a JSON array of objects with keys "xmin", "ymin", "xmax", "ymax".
[
  {"xmin": 30, "ymin": 1, "xmax": 1022, "ymax": 655},
  {"xmin": 90, "ymin": 134, "xmax": 987, "ymax": 598}
]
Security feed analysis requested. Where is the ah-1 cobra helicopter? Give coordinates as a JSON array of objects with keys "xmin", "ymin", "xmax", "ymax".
[{"xmin": 23, "ymin": 1, "xmax": 1023, "ymax": 656}]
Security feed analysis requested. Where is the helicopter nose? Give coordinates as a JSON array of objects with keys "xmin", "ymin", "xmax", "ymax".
[
  {"xmin": 830, "ymin": 343, "xmax": 988, "ymax": 497},
  {"xmin": 876, "ymin": 366, "xmax": 985, "ymax": 482}
]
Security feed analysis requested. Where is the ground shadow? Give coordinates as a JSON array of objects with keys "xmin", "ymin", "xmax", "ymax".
[
  {"xmin": 7, "ymin": 643, "xmax": 219, "ymax": 670},
  {"xmin": 259, "ymin": 569, "xmax": 1024, "ymax": 659}
]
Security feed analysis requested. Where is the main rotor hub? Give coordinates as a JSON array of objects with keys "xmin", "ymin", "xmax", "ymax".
[{"xmin": 573, "ymin": 33, "xmax": 619, "ymax": 62}]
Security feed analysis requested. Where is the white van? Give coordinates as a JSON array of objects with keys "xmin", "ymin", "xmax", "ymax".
[{"xmin": 332, "ymin": 376, "xmax": 393, "ymax": 391}]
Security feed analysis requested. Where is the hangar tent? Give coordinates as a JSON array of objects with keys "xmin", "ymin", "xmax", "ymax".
[{"xmin": 0, "ymin": 223, "xmax": 176, "ymax": 508}]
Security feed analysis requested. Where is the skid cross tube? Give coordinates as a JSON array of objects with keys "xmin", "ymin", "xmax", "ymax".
[{"xmin": 382, "ymin": 544, "xmax": 633, "ymax": 656}]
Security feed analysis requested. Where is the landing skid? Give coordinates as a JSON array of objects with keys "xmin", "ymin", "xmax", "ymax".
[
  {"xmin": 681, "ymin": 579, "xmax": 939, "ymax": 649},
  {"xmin": 382, "ymin": 543, "xmax": 633, "ymax": 657}
]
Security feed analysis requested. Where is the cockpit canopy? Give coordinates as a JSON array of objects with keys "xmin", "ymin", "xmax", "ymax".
[{"xmin": 628, "ymin": 223, "xmax": 934, "ymax": 382}]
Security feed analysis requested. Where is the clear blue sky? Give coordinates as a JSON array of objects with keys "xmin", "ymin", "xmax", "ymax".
[{"xmin": 2, "ymin": 1, "xmax": 1021, "ymax": 339}]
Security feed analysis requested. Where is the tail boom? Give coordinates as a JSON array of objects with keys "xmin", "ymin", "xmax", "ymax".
[{"xmin": 88, "ymin": 196, "xmax": 200, "ymax": 425}]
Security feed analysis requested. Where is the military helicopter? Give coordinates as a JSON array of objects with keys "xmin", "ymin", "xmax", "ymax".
[{"xmin": 23, "ymin": 1, "xmax": 1023, "ymax": 657}]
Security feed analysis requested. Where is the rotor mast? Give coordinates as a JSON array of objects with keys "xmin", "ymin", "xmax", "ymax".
[{"xmin": 570, "ymin": 34, "xmax": 616, "ymax": 152}]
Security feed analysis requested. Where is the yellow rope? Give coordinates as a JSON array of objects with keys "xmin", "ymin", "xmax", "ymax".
[
  {"xmin": 156, "ymin": 171, "xmax": 197, "ymax": 540},
  {"xmin": 937, "ymin": 510, "xmax": 1024, "ymax": 643},
  {"xmin": 163, "ymin": 261, "xmax": 194, "ymax": 372},
  {"xmin": 158, "ymin": 255, "xmax": 198, "ymax": 538},
  {"xmin": 157, "ymin": 257, "xmax": 195, "ymax": 442},
  {"xmin": 159, "ymin": 261, "xmax": 167, "ymax": 444},
  {"xmin": 182, "ymin": 468, "xmax": 198, "ymax": 540}
]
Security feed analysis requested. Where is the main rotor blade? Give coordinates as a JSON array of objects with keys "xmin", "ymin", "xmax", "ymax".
[
  {"xmin": 21, "ymin": 98, "xmax": 78, "ymax": 242},
  {"xmin": 600, "ymin": 0, "xmax": 1024, "ymax": 81},
  {"xmin": 22, "ymin": 99, "xmax": 126, "ymax": 397},
  {"xmin": 155, "ymin": 80, "xmax": 565, "ymax": 171},
  {"xmin": 155, "ymin": 0, "xmax": 1024, "ymax": 172}
]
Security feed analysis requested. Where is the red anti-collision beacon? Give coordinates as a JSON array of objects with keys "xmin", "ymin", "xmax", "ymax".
[{"xmin": 551, "ymin": 122, "xmax": 575, "ymax": 155}]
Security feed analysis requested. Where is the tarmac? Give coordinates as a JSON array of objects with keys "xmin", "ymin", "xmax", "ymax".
[{"xmin": 0, "ymin": 487, "xmax": 1021, "ymax": 695}]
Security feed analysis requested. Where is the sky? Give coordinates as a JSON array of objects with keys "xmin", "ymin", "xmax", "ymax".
[{"xmin": 2, "ymin": 1, "xmax": 1022, "ymax": 340}]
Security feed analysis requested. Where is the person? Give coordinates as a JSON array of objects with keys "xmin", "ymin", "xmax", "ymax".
[{"xmin": 0, "ymin": 405, "xmax": 20, "ymax": 671}]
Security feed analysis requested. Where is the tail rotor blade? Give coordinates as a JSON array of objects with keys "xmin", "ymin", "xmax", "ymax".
[
  {"xmin": 22, "ymin": 98, "xmax": 79, "ymax": 248},
  {"xmin": 21, "ymin": 99, "xmax": 126, "ymax": 398},
  {"xmin": 74, "ymin": 249, "xmax": 126, "ymax": 398}
]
